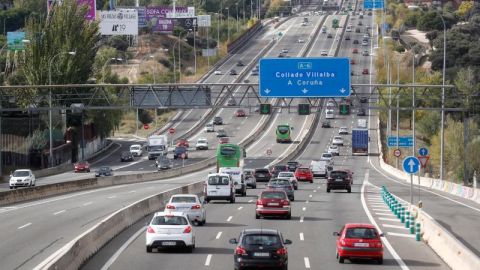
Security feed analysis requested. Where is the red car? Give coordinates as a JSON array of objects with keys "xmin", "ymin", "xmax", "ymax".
[
  {"xmin": 334, "ymin": 223, "xmax": 384, "ymax": 264},
  {"xmin": 234, "ymin": 109, "xmax": 246, "ymax": 117},
  {"xmin": 362, "ymin": 68, "xmax": 369, "ymax": 75},
  {"xmin": 352, "ymin": 48, "xmax": 358, "ymax": 54},
  {"xmin": 176, "ymin": 138, "xmax": 189, "ymax": 148},
  {"xmin": 219, "ymin": 137, "xmax": 229, "ymax": 144},
  {"xmin": 294, "ymin": 167, "xmax": 313, "ymax": 183},
  {"xmin": 255, "ymin": 190, "xmax": 291, "ymax": 219},
  {"xmin": 74, "ymin": 161, "xmax": 90, "ymax": 172}
]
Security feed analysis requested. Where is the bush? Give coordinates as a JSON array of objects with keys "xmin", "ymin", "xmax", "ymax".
[
  {"xmin": 138, "ymin": 109, "xmax": 153, "ymax": 124},
  {"xmin": 107, "ymin": 36, "xmax": 129, "ymax": 52}
]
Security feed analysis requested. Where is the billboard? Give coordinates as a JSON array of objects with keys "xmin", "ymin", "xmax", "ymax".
[
  {"xmin": 47, "ymin": 0, "xmax": 96, "ymax": 21},
  {"xmin": 99, "ymin": 9, "xmax": 138, "ymax": 35},
  {"xmin": 197, "ymin": 15, "xmax": 211, "ymax": 27},
  {"xmin": 145, "ymin": 6, "xmax": 195, "ymax": 33},
  {"xmin": 7, "ymin": 32, "xmax": 26, "ymax": 51}
]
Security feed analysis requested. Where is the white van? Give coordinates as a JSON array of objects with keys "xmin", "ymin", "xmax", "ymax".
[
  {"xmin": 346, "ymin": 25, "xmax": 352, "ymax": 32},
  {"xmin": 219, "ymin": 167, "xmax": 246, "ymax": 196},
  {"xmin": 326, "ymin": 109, "xmax": 334, "ymax": 119},
  {"xmin": 130, "ymin": 144, "xmax": 143, "ymax": 157},
  {"xmin": 310, "ymin": 160, "xmax": 330, "ymax": 177},
  {"xmin": 357, "ymin": 119, "xmax": 368, "ymax": 128},
  {"xmin": 205, "ymin": 173, "xmax": 235, "ymax": 203}
]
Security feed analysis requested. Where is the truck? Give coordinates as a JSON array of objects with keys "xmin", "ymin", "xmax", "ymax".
[
  {"xmin": 219, "ymin": 167, "xmax": 246, "ymax": 196},
  {"xmin": 352, "ymin": 129, "xmax": 368, "ymax": 155},
  {"xmin": 147, "ymin": 135, "xmax": 168, "ymax": 160}
]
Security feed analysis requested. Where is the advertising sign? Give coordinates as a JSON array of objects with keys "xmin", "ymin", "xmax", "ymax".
[
  {"xmin": 146, "ymin": 6, "xmax": 195, "ymax": 33},
  {"xmin": 48, "ymin": 0, "xmax": 96, "ymax": 21},
  {"xmin": 197, "ymin": 15, "xmax": 211, "ymax": 27},
  {"xmin": 99, "ymin": 9, "xmax": 138, "ymax": 35},
  {"xmin": 7, "ymin": 32, "xmax": 26, "ymax": 51},
  {"xmin": 176, "ymin": 17, "xmax": 197, "ymax": 31}
]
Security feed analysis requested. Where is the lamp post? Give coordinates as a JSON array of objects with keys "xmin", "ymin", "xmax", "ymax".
[
  {"xmin": 48, "ymin": 51, "xmax": 76, "ymax": 167},
  {"xmin": 438, "ymin": 13, "xmax": 447, "ymax": 181},
  {"xmin": 216, "ymin": 12, "xmax": 220, "ymax": 51},
  {"xmin": 243, "ymin": 0, "xmax": 246, "ymax": 25},
  {"xmin": 102, "ymin": 57, "xmax": 123, "ymax": 83},
  {"xmin": 236, "ymin": 3, "xmax": 239, "ymax": 32},
  {"xmin": 172, "ymin": 31, "xmax": 187, "ymax": 83},
  {"xmin": 149, "ymin": 55, "xmax": 156, "ymax": 84},
  {"xmin": 226, "ymin": 7, "xmax": 230, "ymax": 42}
]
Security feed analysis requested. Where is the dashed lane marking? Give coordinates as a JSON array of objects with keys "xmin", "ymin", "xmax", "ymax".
[
  {"xmin": 205, "ymin": 254, "xmax": 212, "ymax": 266},
  {"xmin": 238, "ymin": 206, "xmax": 243, "ymax": 210},
  {"xmin": 300, "ymin": 233, "xmax": 304, "ymax": 241},
  {"xmin": 18, "ymin": 223, "xmax": 32, "ymax": 229},
  {"xmin": 300, "ymin": 216, "xmax": 304, "ymax": 223},
  {"xmin": 304, "ymin": 257, "xmax": 311, "ymax": 269},
  {"xmin": 107, "ymin": 196, "xmax": 117, "ymax": 199},
  {"xmin": 53, "ymin": 210, "xmax": 66, "ymax": 215},
  {"xmin": 227, "ymin": 216, "xmax": 233, "ymax": 222},
  {"xmin": 248, "ymin": 199, "xmax": 253, "ymax": 203},
  {"xmin": 309, "ymin": 194, "xmax": 312, "ymax": 198},
  {"xmin": 383, "ymin": 224, "xmax": 408, "ymax": 230},
  {"xmin": 215, "ymin": 232, "xmax": 222, "ymax": 240},
  {"xmin": 83, "ymin": 202, "xmax": 93, "ymax": 206},
  {"xmin": 379, "ymin": 217, "xmax": 401, "ymax": 222},
  {"xmin": 306, "ymin": 200, "xmax": 309, "ymax": 204},
  {"xmin": 387, "ymin": 232, "xmax": 415, "ymax": 238},
  {"xmin": 302, "ymin": 207, "xmax": 306, "ymax": 211}
]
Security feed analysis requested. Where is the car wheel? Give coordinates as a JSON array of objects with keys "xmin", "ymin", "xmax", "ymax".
[
  {"xmin": 253, "ymin": 184, "xmax": 257, "ymax": 189},
  {"xmin": 294, "ymin": 185, "xmax": 298, "ymax": 190},
  {"xmin": 377, "ymin": 258, "xmax": 383, "ymax": 265},
  {"xmin": 87, "ymin": 169, "xmax": 90, "ymax": 172},
  {"xmin": 347, "ymin": 187, "xmax": 352, "ymax": 193},
  {"xmin": 242, "ymin": 190, "xmax": 247, "ymax": 197},
  {"xmin": 32, "ymin": 180, "xmax": 35, "ymax": 187},
  {"xmin": 338, "ymin": 256, "xmax": 345, "ymax": 263},
  {"xmin": 286, "ymin": 213, "xmax": 291, "ymax": 220},
  {"xmin": 146, "ymin": 246, "xmax": 152, "ymax": 253},
  {"xmin": 9, "ymin": 186, "xmax": 13, "ymax": 190},
  {"xmin": 255, "ymin": 213, "xmax": 260, "ymax": 219},
  {"xmin": 327, "ymin": 188, "xmax": 331, "ymax": 193},
  {"xmin": 291, "ymin": 197, "xmax": 294, "ymax": 202},
  {"xmin": 230, "ymin": 196, "xmax": 235, "ymax": 203}
]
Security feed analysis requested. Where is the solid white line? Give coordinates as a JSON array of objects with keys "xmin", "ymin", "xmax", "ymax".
[
  {"xmin": 18, "ymin": 223, "xmax": 32, "ymax": 229},
  {"xmin": 383, "ymin": 224, "xmax": 408, "ymax": 230},
  {"xmin": 82, "ymin": 202, "xmax": 93, "ymax": 206},
  {"xmin": 302, "ymin": 207, "xmax": 306, "ymax": 211},
  {"xmin": 101, "ymin": 226, "xmax": 146, "ymax": 270},
  {"xmin": 300, "ymin": 216, "xmax": 304, "ymax": 223},
  {"xmin": 375, "ymin": 212, "xmax": 396, "ymax": 216},
  {"xmin": 300, "ymin": 233, "xmax": 304, "ymax": 241},
  {"xmin": 379, "ymin": 217, "xmax": 401, "ymax": 222},
  {"xmin": 227, "ymin": 216, "xmax": 233, "ymax": 222},
  {"xmin": 361, "ymin": 170, "xmax": 410, "ymax": 270},
  {"xmin": 304, "ymin": 257, "xmax": 311, "ymax": 269},
  {"xmin": 388, "ymin": 232, "xmax": 415, "ymax": 238},
  {"xmin": 215, "ymin": 231, "xmax": 222, "ymax": 240},
  {"xmin": 205, "ymin": 254, "xmax": 212, "ymax": 266},
  {"xmin": 372, "ymin": 208, "xmax": 391, "ymax": 212},
  {"xmin": 53, "ymin": 210, "xmax": 66, "ymax": 215},
  {"xmin": 237, "ymin": 206, "xmax": 243, "ymax": 210}
]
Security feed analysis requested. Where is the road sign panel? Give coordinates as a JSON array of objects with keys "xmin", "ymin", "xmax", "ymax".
[
  {"xmin": 266, "ymin": 149, "xmax": 272, "ymax": 156},
  {"xmin": 339, "ymin": 104, "xmax": 350, "ymax": 115},
  {"xmin": 143, "ymin": 124, "xmax": 149, "ymax": 130},
  {"xmin": 364, "ymin": 0, "xmax": 384, "ymax": 9},
  {"xmin": 393, "ymin": 149, "xmax": 401, "ymax": 157},
  {"xmin": 387, "ymin": 136, "xmax": 413, "ymax": 147},
  {"xmin": 418, "ymin": 156, "xmax": 429, "ymax": 168},
  {"xmin": 259, "ymin": 58, "xmax": 351, "ymax": 97},
  {"xmin": 168, "ymin": 127, "xmax": 175, "ymax": 134},
  {"xmin": 259, "ymin": 103, "xmax": 271, "ymax": 115},
  {"xmin": 402, "ymin": 156, "xmax": 420, "ymax": 174},
  {"xmin": 298, "ymin": 103, "xmax": 310, "ymax": 115},
  {"xmin": 418, "ymin": 147, "xmax": 429, "ymax": 156}
]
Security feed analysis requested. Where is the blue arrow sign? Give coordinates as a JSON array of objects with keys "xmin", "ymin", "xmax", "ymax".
[
  {"xmin": 418, "ymin": 147, "xmax": 429, "ymax": 156},
  {"xmin": 259, "ymin": 58, "xmax": 351, "ymax": 97},
  {"xmin": 364, "ymin": 0, "xmax": 384, "ymax": 9},
  {"xmin": 387, "ymin": 136, "xmax": 413, "ymax": 148},
  {"xmin": 403, "ymin": 156, "xmax": 420, "ymax": 174}
]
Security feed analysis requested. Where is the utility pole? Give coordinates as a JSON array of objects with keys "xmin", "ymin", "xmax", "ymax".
[
  {"xmin": 412, "ymin": 50, "xmax": 416, "ymax": 157},
  {"xmin": 396, "ymin": 56, "xmax": 400, "ymax": 169}
]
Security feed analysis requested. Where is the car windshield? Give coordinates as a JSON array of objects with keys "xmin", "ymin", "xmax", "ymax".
[
  {"xmin": 345, "ymin": 227, "xmax": 378, "ymax": 239},
  {"xmin": 171, "ymin": 196, "xmax": 197, "ymax": 203},
  {"xmin": 329, "ymin": 146, "xmax": 338, "ymax": 150},
  {"xmin": 278, "ymin": 172, "xmax": 293, "ymax": 177},
  {"xmin": 277, "ymin": 126, "xmax": 290, "ymax": 134},
  {"xmin": 331, "ymin": 171, "xmax": 348, "ymax": 178},
  {"xmin": 243, "ymin": 234, "xmax": 281, "ymax": 247},
  {"xmin": 197, "ymin": 139, "xmax": 207, "ymax": 144},
  {"xmin": 122, "ymin": 152, "xmax": 131, "ymax": 156},
  {"xmin": 152, "ymin": 216, "xmax": 188, "ymax": 226},
  {"xmin": 274, "ymin": 165, "xmax": 287, "ymax": 171},
  {"xmin": 100, "ymin": 167, "xmax": 110, "ymax": 171},
  {"xmin": 323, "ymin": 153, "xmax": 332, "ymax": 158},
  {"xmin": 13, "ymin": 171, "xmax": 29, "ymax": 177},
  {"xmin": 208, "ymin": 176, "xmax": 230, "ymax": 185},
  {"xmin": 334, "ymin": 136, "xmax": 342, "ymax": 140},
  {"xmin": 261, "ymin": 192, "xmax": 287, "ymax": 199}
]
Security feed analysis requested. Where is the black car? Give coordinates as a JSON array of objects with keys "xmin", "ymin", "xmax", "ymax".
[
  {"xmin": 213, "ymin": 116, "xmax": 223, "ymax": 125},
  {"xmin": 236, "ymin": 61, "xmax": 245, "ymax": 66},
  {"xmin": 327, "ymin": 170, "xmax": 353, "ymax": 193},
  {"xmin": 229, "ymin": 229, "xmax": 292, "ymax": 270},
  {"xmin": 321, "ymin": 120, "xmax": 332, "ymax": 128},
  {"xmin": 173, "ymin": 146, "xmax": 188, "ymax": 159},
  {"xmin": 357, "ymin": 108, "xmax": 366, "ymax": 116},
  {"xmin": 327, "ymin": 33, "xmax": 333, "ymax": 38},
  {"xmin": 355, "ymin": 28, "xmax": 361, "ymax": 33},
  {"xmin": 95, "ymin": 166, "xmax": 113, "ymax": 177},
  {"xmin": 254, "ymin": 168, "xmax": 271, "ymax": 182},
  {"xmin": 270, "ymin": 165, "xmax": 288, "ymax": 178},
  {"xmin": 229, "ymin": 69, "xmax": 238, "ymax": 75},
  {"xmin": 360, "ymin": 97, "xmax": 368, "ymax": 103},
  {"xmin": 120, "ymin": 151, "xmax": 134, "ymax": 162},
  {"xmin": 353, "ymin": 39, "xmax": 359, "ymax": 44},
  {"xmin": 157, "ymin": 158, "xmax": 172, "ymax": 170},
  {"xmin": 345, "ymin": 35, "xmax": 350, "ymax": 40},
  {"xmin": 286, "ymin": 161, "xmax": 300, "ymax": 172},
  {"xmin": 216, "ymin": 129, "xmax": 227, "ymax": 137}
]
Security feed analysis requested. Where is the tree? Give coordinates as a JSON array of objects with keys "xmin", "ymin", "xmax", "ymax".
[
  {"xmin": 454, "ymin": 67, "xmax": 479, "ymax": 113},
  {"xmin": 466, "ymin": 137, "xmax": 480, "ymax": 178},
  {"xmin": 456, "ymin": 1, "xmax": 475, "ymax": 20},
  {"xmin": 417, "ymin": 111, "xmax": 440, "ymax": 144}
]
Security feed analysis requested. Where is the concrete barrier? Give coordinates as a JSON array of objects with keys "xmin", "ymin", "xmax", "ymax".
[
  {"xmin": 34, "ymin": 181, "xmax": 204, "ymax": 270},
  {"xmin": 416, "ymin": 209, "xmax": 480, "ymax": 270}
]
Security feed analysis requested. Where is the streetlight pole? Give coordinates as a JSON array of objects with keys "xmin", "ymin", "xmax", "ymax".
[
  {"xmin": 412, "ymin": 48, "xmax": 416, "ymax": 157},
  {"xmin": 226, "ymin": 7, "xmax": 230, "ymax": 42},
  {"xmin": 193, "ymin": 27, "xmax": 197, "ymax": 76},
  {"xmin": 439, "ymin": 14, "xmax": 447, "ymax": 181},
  {"xmin": 243, "ymin": 0, "xmax": 246, "ymax": 25},
  {"xmin": 48, "ymin": 51, "xmax": 76, "ymax": 167},
  {"xmin": 217, "ymin": 12, "xmax": 220, "ymax": 51},
  {"xmin": 236, "ymin": 3, "xmax": 239, "ymax": 32},
  {"xmin": 396, "ymin": 54, "xmax": 401, "ymax": 169}
]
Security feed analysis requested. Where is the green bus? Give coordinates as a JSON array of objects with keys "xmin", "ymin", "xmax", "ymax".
[
  {"xmin": 216, "ymin": 144, "xmax": 244, "ymax": 172},
  {"xmin": 276, "ymin": 124, "xmax": 293, "ymax": 143},
  {"xmin": 332, "ymin": 18, "xmax": 339, "ymax": 29}
]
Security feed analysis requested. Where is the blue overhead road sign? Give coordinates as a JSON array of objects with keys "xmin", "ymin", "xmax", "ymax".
[
  {"xmin": 364, "ymin": 0, "xmax": 384, "ymax": 9},
  {"xmin": 387, "ymin": 136, "xmax": 413, "ymax": 147},
  {"xmin": 419, "ymin": 147, "xmax": 429, "ymax": 156},
  {"xmin": 402, "ymin": 156, "xmax": 420, "ymax": 174},
  {"xmin": 259, "ymin": 58, "xmax": 351, "ymax": 97}
]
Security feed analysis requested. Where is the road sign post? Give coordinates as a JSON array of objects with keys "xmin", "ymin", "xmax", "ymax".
[
  {"xmin": 417, "ymin": 148, "xmax": 429, "ymax": 203},
  {"xmin": 259, "ymin": 58, "xmax": 351, "ymax": 97},
  {"xmin": 403, "ymin": 156, "xmax": 420, "ymax": 205}
]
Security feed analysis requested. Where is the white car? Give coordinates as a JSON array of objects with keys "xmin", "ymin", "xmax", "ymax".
[
  {"xmin": 328, "ymin": 145, "xmax": 340, "ymax": 156},
  {"xmin": 321, "ymin": 50, "xmax": 328, "ymax": 56},
  {"xmin": 281, "ymin": 48, "xmax": 289, "ymax": 53},
  {"xmin": 204, "ymin": 123, "xmax": 215, "ymax": 132},
  {"xmin": 362, "ymin": 40, "xmax": 368, "ymax": 46},
  {"xmin": 277, "ymin": 171, "xmax": 299, "ymax": 190},
  {"xmin": 320, "ymin": 153, "xmax": 334, "ymax": 164},
  {"xmin": 9, "ymin": 169, "xmax": 35, "ymax": 189},
  {"xmin": 327, "ymin": 101, "xmax": 336, "ymax": 107},
  {"xmin": 165, "ymin": 194, "xmax": 206, "ymax": 225},
  {"xmin": 243, "ymin": 169, "xmax": 257, "ymax": 189},
  {"xmin": 214, "ymin": 70, "xmax": 222, "ymax": 75},
  {"xmin": 301, "ymin": 22, "xmax": 308, "ymax": 26},
  {"xmin": 146, "ymin": 212, "xmax": 195, "ymax": 253},
  {"xmin": 205, "ymin": 173, "xmax": 235, "ymax": 203},
  {"xmin": 195, "ymin": 138, "xmax": 209, "ymax": 150},
  {"xmin": 332, "ymin": 136, "xmax": 344, "ymax": 146},
  {"xmin": 297, "ymin": 39, "xmax": 306, "ymax": 43},
  {"xmin": 130, "ymin": 144, "xmax": 143, "ymax": 157},
  {"xmin": 339, "ymin": 127, "xmax": 349, "ymax": 135}
]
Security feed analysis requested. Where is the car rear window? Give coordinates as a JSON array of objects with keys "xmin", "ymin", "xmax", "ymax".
[
  {"xmin": 277, "ymin": 126, "xmax": 290, "ymax": 134},
  {"xmin": 278, "ymin": 172, "xmax": 293, "ymax": 177},
  {"xmin": 274, "ymin": 165, "xmax": 287, "ymax": 171},
  {"xmin": 261, "ymin": 192, "xmax": 287, "ymax": 199},
  {"xmin": 298, "ymin": 168, "xmax": 310, "ymax": 173},
  {"xmin": 220, "ymin": 146, "xmax": 236, "ymax": 156},
  {"xmin": 243, "ymin": 234, "xmax": 281, "ymax": 247},
  {"xmin": 152, "ymin": 216, "xmax": 188, "ymax": 225},
  {"xmin": 255, "ymin": 169, "xmax": 269, "ymax": 174},
  {"xmin": 208, "ymin": 176, "xmax": 230, "ymax": 185},
  {"xmin": 345, "ymin": 228, "xmax": 378, "ymax": 239},
  {"xmin": 331, "ymin": 171, "xmax": 348, "ymax": 178},
  {"xmin": 171, "ymin": 196, "xmax": 196, "ymax": 203},
  {"xmin": 270, "ymin": 179, "xmax": 290, "ymax": 185}
]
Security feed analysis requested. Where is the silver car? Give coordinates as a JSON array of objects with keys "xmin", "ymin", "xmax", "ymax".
[
  {"xmin": 165, "ymin": 194, "xmax": 206, "ymax": 225},
  {"xmin": 243, "ymin": 169, "xmax": 257, "ymax": 189},
  {"xmin": 277, "ymin": 171, "xmax": 298, "ymax": 190}
]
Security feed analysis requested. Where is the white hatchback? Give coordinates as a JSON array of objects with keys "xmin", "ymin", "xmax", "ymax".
[
  {"xmin": 332, "ymin": 136, "xmax": 344, "ymax": 146},
  {"xmin": 165, "ymin": 194, "xmax": 206, "ymax": 225},
  {"xmin": 214, "ymin": 70, "xmax": 222, "ymax": 75},
  {"xmin": 195, "ymin": 138, "xmax": 209, "ymax": 150},
  {"xmin": 339, "ymin": 127, "xmax": 349, "ymax": 135},
  {"xmin": 9, "ymin": 169, "xmax": 35, "ymax": 189},
  {"xmin": 328, "ymin": 145, "xmax": 340, "ymax": 156},
  {"xmin": 146, "ymin": 212, "xmax": 195, "ymax": 253},
  {"xmin": 321, "ymin": 153, "xmax": 334, "ymax": 164},
  {"xmin": 130, "ymin": 144, "xmax": 143, "ymax": 156}
]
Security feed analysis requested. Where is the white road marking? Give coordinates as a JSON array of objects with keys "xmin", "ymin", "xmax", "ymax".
[
  {"xmin": 128, "ymin": 190, "xmax": 136, "ymax": 193},
  {"xmin": 215, "ymin": 231, "xmax": 223, "ymax": 240},
  {"xmin": 107, "ymin": 196, "xmax": 117, "ymax": 199},
  {"xmin": 388, "ymin": 232, "xmax": 415, "ymax": 238},
  {"xmin": 83, "ymin": 202, "xmax": 93, "ymax": 206},
  {"xmin": 302, "ymin": 207, "xmax": 306, "ymax": 211},
  {"xmin": 304, "ymin": 257, "xmax": 311, "ymax": 269},
  {"xmin": 300, "ymin": 216, "xmax": 304, "ymax": 223},
  {"xmin": 361, "ymin": 170, "xmax": 410, "ymax": 270},
  {"xmin": 375, "ymin": 212, "xmax": 396, "ymax": 216},
  {"xmin": 53, "ymin": 210, "xmax": 66, "ymax": 215},
  {"xmin": 18, "ymin": 223, "xmax": 32, "ymax": 229},
  {"xmin": 309, "ymin": 194, "xmax": 312, "ymax": 198},
  {"xmin": 139, "ymin": 168, "xmax": 144, "ymax": 170},
  {"xmin": 306, "ymin": 200, "xmax": 309, "ymax": 204},
  {"xmin": 300, "ymin": 232, "xmax": 304, "ymax": 241},
  {"xmin": 383, "ymin": 224, "xmax": 408, "ymax": 230},
  {"xmin": 248, "ymin": 199, "xmax": 253, "ymax": 203},
  {"xmin": 227, "ymin": 216, "xmax": 233, "ymax": 222},
  {"xmin": 379, "ymin": 217, "xmax": 401, "ymax": 222},
  {"xmin": 372, "ymin": 208, "xmax": 391, "ymax": 212},
  {"xmin": 101, "ymin": 226, "xmax": 146, "ymax": 270},
  {"xmin": 205, "ymin": 254, "xmax": 212, "ymax": 266},
  {"xmin": 313, "ymin": 190, "xmax": 317, "ymax": 193},
  {"xmin": 237, "ymin": 206, "xmax": 243, "ymax": 210}
]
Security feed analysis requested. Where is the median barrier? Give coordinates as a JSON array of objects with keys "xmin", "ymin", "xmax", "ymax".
[{"xmin": 34, "ymin": 181, "xmax": 204, "ymax": 270}]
